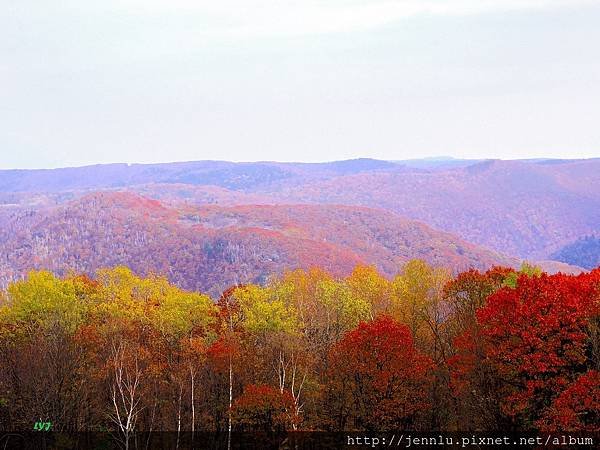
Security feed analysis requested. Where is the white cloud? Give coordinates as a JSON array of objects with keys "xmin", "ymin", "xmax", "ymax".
[{"xmin": 66, "ymin": 1, "xmax": 599, "ymax": 39}]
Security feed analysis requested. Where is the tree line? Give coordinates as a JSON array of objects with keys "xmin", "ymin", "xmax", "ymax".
[{"xmin": 0, "ymin": 261, "xmax": 598, "ymax": 438}]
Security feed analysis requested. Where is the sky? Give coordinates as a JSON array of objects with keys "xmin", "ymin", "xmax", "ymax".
[{"xmin": 1, "ymin": 0, "xmax": 600, "ymax": 169}]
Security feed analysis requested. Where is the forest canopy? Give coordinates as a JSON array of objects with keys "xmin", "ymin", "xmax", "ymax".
[{"xmin": 0, "ymin": 261, "xmax": 599, "ymax": 436}]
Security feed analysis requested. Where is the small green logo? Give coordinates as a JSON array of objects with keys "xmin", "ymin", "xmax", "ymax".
[{"xmin": 33, "ymin": 421, "xmax": 52, "ymax": 431}]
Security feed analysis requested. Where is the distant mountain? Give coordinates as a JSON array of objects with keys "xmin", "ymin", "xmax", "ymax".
[
  {"xmin": 551, "ymin": 235, "xmax": 600, "ymax": 270},
  {"xmin": 0, "ymin": 158, "xmax": 400, "ymax": 193},
  {"xmin": 310, "ymin": 158, "xmax": 398, "ymax": 174},
  {"xmin": 1, "ymin": 158, "xmax": 598, "ymax": 263},
  {"xmin": 0, "ymin": 161, "xmax": 290, "ymax": 192},
  {"xmin": 264, "ymin": 159, "xmax": 600, "ymax": 259},
  {"xmin": 392, "ymin": 157, "xmax": 485, "ymax": 170},
  {"xmin": 0, "ymin": 192, "xmax": 523, "ymax": 297}
]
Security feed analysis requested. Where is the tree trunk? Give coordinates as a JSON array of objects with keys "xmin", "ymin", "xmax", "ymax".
[{"xmin": 228, "ymin": 354, "xmax": 233, "ymax": 450}]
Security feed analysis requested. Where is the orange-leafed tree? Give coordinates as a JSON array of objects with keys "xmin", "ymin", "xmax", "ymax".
[
  {"xmin": 232, "ymin": 384, "xmax": 296, "ymax": 432},
  {"xmin": 445, "ymin": 266, "xmax": 515, "ymax": 430}
]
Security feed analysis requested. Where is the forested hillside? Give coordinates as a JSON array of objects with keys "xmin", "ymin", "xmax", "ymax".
[
  {"xmin": 0, "ymin": 192, "xmax": 524, "ymax": 297},
  {"xmin": 1, "ymin": 158, "xmax": 598, "ymax": 263},
  {"xmin": 269, "ymin": 159, "xmax": 600, "ymax": 259},
  {"xmin": 1, "ymin": 262, "xmax": 598, "ymax": 437},
  {"xmin": 552, "ymin": 235, "xmax": 600, "ymax": 270}
]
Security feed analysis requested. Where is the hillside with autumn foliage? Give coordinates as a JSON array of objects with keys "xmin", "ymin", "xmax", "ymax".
[
  {"xmin": 0, "ymin": 262, "xmax": 599, "ymax": 438},
  {"xmin": 269, "ymin": 159, "xmax": 600, "ymax": 260},
  {"xmin": 0, "ymin": 191, "xmax": 525, "ymax": 297},
  {"xmin": 1, "ymin": 158, "xmax": 595, "ymax": 295},
  {"xmin": 1, "ymin": 158, "xmax": 598, "ymax": 264}
]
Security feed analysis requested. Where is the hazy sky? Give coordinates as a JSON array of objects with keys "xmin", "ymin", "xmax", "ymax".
[{"xmin": 2, "ymin": 0, "xmax": 600, "ymax": 169}]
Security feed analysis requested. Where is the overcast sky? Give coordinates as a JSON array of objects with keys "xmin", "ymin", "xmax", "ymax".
[{"xmin": 2, "ymin": 0, "xmax": 600, "ymax": 169}]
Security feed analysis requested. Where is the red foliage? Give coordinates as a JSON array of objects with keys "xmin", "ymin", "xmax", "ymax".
[
  {"xmin": 206, "ymin": 336, "xmax": 238, "ymax": 373},
  {"xmin": 446, "ymin": 267, "xmax": 515, "ymax": 394},
  {"xmin": 328, "ymin": 315, "xmax": 433, "ymax": 430},
  {"xmin": 232, "ymin": 384, "xmax": 297, "ymax": 431},
  {"xmin": 448, "ymin": 329, "xmax": 478, "ymax": 395},
  {"xmin": 538, "ymin": 370, "xmax": 600, "ymax": 431},
  {"xmin": 475, "ymin": 271, "xmax": 600, "ymax": 427}
]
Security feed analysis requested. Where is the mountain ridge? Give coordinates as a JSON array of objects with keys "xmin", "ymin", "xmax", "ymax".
[
  {"xmin": 1, "ymin": 158, "xmax": 597, "ymax": 266},
  {"xmin": 4, "ymin": 191, "xmax": 570, "ymax": 297}
]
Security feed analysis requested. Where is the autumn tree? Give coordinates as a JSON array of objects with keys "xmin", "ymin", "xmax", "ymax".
[
  {"xmin": 346, "ymin": 265, "xmax": 392, "ymax": 318},
  {"xmin": 79, "ymin": 267, "xmax": 215, "ymax": 436},
  {"xmin": 232, "ymin": 384, "xmax": 296, "ymax": 432},
  {"xmin": 0, "ymin": 271, "xmax": 94, "ymax": 431},
  {"xmin": 444, "ymin": 266, "xmax": 515, "ymax": 430},
  {"xmin": 538, "ymin": 370, "xmax": 600, "ymax": 432},
  {"xmin": 474, "ymin": 270, "xmax": 600, "ymax": 430},
  {"xmin": 232, "ymin": 283, "xmax": 310, "ymax": 428},
  {"xmin": 327, "ymin": 315, "xmax": 432, "ymax": 431},
  {"xmin": 390, "ymin": 260, "xmax": 452, "ymax": 428}
]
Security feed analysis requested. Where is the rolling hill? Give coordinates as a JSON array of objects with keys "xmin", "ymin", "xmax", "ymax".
[
  {"xmin": 0, "ymin": 192, "xmax": 527, "ymax": 297},
  {"xmin": 0, "ymin": 158, "xmax": 597, "ymax": 278},
  {"xmin": 551, "ymin": 235, "xmax": 600, "ymax": 270},
  {"xmin": 263, "ymin": 159, "xmax": 600, "ymax": 259}
]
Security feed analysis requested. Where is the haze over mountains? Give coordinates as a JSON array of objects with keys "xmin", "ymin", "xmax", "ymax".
[{"xmin": 1, "ymin": 157, "xmax": 597, "ymax": 295}]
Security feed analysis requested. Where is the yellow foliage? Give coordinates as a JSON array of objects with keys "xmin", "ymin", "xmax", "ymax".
[
  {"xmin": 3, "ymin": 271, "xmax": 89, "ymax": 334},
  {"xmin": 235, "ymin": 284, "xmax": 298, "ymax": 334}
]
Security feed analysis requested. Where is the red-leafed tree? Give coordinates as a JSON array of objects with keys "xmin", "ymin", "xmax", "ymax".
[
  {"xmin": 445, "ymin": 267, "xmax": 514, "ymax": 334},
  {"xmin": 327, "ymin": 315, "xmax": 432, "ymax": 431},
  {"xmin": 538, "ymin": 370, "xmax": 600, "ymax": 431},
  {"xmin": 474, "ymin": 271, "xmax": 600, "ymax": 429}
]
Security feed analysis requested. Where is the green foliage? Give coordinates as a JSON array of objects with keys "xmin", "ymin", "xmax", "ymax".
[{"xmin": 502, "ymin": 262, "xmax": 542, "ymax": 288}]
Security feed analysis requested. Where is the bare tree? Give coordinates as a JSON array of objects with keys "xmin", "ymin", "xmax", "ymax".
[
  {"xmin": 276, "ymin": 350, "xmax": 306, "ymax": 429},
  {"xmin": 108, "ymin": 341, "xmax": 143, "ymax": 450}
]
